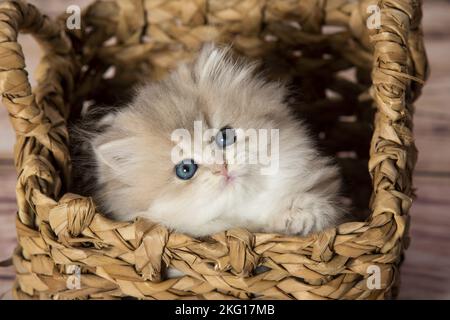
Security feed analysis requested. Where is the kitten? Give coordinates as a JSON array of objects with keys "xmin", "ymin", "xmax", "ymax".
[{"xmin": 71, "ymin": 44, "xmax": 347, "ymax": 237}]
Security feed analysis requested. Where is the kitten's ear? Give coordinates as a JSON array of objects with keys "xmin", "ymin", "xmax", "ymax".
[{"xmin": 93, "ymin": 138, "xmax": 136, "ymax": 173}]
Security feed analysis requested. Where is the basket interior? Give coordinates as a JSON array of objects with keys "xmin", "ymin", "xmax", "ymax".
[{"xmin": 65, "ymin": 1, "xmax": 377, "ymax": 220}]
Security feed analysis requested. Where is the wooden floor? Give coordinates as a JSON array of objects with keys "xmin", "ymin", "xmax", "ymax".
[{"xmin": 0, "ymin": 0, "xmax": 449, "ymax": 299}]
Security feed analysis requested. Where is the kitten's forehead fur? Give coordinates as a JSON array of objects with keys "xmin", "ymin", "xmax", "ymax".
[{"xmin": 116, "ymin": 44, "xmax": 288, "ymax": 136}]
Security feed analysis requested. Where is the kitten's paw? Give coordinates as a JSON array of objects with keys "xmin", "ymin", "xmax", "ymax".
[
  {"xmin": 273, "ymin": 208, "xmax": 317, "ymax": 236},
  {"xmin": 269, "ymin": 195, "xmax": 341, "ymax": 236}
]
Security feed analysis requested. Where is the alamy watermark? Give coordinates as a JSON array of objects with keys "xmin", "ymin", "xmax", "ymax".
[
  {"xmin": 366, "ymin": 265, "xmax": 382, "ymax": 290},
  {"xmin": 171, "ymin": 121, "xmax": 280, "ymax": 176},
  {"xmin": 63, "ymin": 3, "xmax": 382, "ymax": 32},
  {"xmin": 66, "ymin": 5, "xmax": 81, "ymax": 30},
  {"xmin": 367, "ymin": 5, "xmax": 381, "ymax": 30},
  {"xmin": 63, "ymin": 263, "xmax": 382, "ymax": 291},
  {"xmin": 66, "ymin": 265, "xmax": 81, "ymax": 290}
]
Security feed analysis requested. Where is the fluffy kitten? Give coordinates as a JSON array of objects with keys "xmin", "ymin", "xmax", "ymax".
[{"xmin": 71, "ymin": 45, "xmax": 346, "ymax": 237}]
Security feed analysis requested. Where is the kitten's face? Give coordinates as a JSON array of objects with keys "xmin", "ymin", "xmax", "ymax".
[{"xmin": 93, "ymin": 46, "xmax": 290, "ymax": 231}]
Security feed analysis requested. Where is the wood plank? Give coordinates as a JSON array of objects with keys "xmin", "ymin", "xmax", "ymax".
[
  {"xmin": 0, "ymin": 164, "xmax": 17, "ymax": 300},
  {"xmin": 399, "ymin": 174, "xmax": 450, "ymax": 299},
  {"xmin": 400, "ymin": 201, "xmax": 450, "ymax": 299},
  {"xmin": 413, "ymin": 175, "xmax": 450, "ymax": 203},
  {"xmin": 415, "ymin": 138, "xmax": 450, "ymax": 174},
  {"xmin": 422, "ymin": 1, "xmax": 450, "ymax": 38},
  {"xmin": 412, "ymin": 33, "xmax": 450, "ymax": 174},
  {"xmin": 414, "ymin": 39, "xmax": 450, "ymax": 116},
  {"xmin": 0, "ymin": 266, "xmax": 14, "ymax": 300},
  {"xmin": 414, "ymin": 112, "xmax": 450, "ymax": 138}
]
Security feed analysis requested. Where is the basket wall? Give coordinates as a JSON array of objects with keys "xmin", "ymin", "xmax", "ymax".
[{"xmin": 0, "ymin": 0, "xmax": 428, "ymax": 299}]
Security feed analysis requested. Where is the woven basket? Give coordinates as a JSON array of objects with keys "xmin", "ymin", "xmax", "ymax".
[{"xmin": 0, "ymin": 0, "xmax": 428, "ymax": 300}]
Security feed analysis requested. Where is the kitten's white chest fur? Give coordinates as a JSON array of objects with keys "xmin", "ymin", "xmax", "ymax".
[{"xmin": 78, "ymin": 44, "xmax": 346, "ymax": 237}]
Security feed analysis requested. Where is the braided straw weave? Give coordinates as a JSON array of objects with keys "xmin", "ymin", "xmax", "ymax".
[{"xmin": 0, "ymin": 0, "xmax": 428, "ymax": 299}]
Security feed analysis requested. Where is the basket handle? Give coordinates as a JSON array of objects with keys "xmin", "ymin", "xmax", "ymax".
[
  {"xmin": 0, "ymin": 0, "xmax": 72, "ymax": 136},
  {"xmin": 0, "ymin": 1, "xmax": 75, "ymax": 228}
]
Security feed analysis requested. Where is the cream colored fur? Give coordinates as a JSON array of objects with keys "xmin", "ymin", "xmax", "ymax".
[{"xmin": 82, "ymin": 44, "xmax": 346, "ymax": 237}]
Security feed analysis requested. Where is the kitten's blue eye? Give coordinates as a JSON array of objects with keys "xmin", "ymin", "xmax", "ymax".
[
  {"xmin": 216, "ymin": 126, "xmax": 236, "ymax": 148},
  {"xmin": 175, "ymin": 159, "xmax": 198, "ymax": 180}
]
